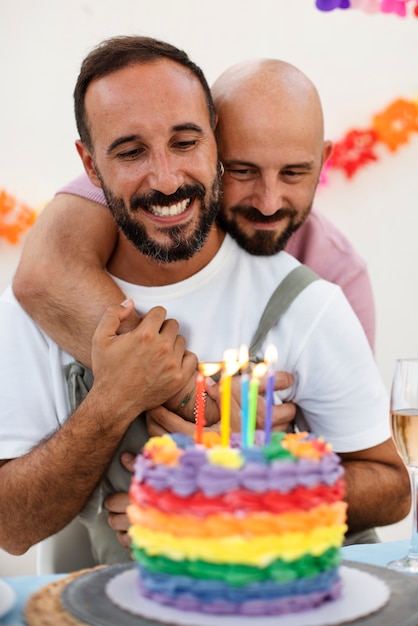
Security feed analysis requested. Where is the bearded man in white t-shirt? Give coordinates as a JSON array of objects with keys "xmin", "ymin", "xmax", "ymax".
[{"xmin": 0, "ymin": 37, "xmax": 409, "ymax": 565}]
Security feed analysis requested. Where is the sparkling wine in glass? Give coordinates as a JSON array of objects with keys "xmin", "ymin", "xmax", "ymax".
[{"xmin": 388, "ymin": 358, "xmax": 418, "ymax": 575}]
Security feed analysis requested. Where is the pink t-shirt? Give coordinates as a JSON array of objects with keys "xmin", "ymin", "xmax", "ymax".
[{"xmin": 57, "ymin": 174, "xmax": 375, "ymax": 351}]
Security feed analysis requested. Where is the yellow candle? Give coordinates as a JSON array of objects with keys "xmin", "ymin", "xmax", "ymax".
[{"xmin": 220, "ymin": 349, "xmax": 240, "ymax": 447}]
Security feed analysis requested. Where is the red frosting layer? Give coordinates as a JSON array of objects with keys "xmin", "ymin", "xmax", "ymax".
[{"xmin": 130, "ymin": 478, "xmax": 345, "ymax": 517}]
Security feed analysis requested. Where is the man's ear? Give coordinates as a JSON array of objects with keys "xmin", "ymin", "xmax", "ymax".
[
  {"xmin": 75, "ymin": 139, "xmax": 102, "ymax": 188},
  {"xmin": 322, "ymin": 140, "xmax": 333, "ymax": 165}
]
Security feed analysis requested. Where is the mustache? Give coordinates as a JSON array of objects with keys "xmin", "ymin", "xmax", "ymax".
[
  {"xmin": 229, "ymin": 205, "xmax": 297, "ymax": 223},
  {"xmin": 131, "ymin": 183, "xmax": 206, "ymax": 211}
]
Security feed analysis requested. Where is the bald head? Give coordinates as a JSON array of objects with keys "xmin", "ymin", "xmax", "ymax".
[
  {"xmin": 212, "ymin": 58, "xmax": 325, "ymax": 148},
  {"xmin": 212, "ymin": 59, "xmax": 332, "ymax": 256}
]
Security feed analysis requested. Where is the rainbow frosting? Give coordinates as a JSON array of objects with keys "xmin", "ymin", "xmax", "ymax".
[{"xmin": 127, "ymin": 430, "xmax": 347, "ymax": 616}]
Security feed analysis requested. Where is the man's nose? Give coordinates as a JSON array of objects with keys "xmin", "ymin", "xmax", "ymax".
[
  {"xmin": 146, "ymin": 150, "xmax": 185, "ymax": 196},
  {"xmin": 251, "ymin": 180, "xmax": 282, "ymax": 216}
]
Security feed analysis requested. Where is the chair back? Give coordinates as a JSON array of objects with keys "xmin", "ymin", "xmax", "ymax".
[{"xmin": 36, "ymin": 517, "xmax": 95, "ymax": 574}]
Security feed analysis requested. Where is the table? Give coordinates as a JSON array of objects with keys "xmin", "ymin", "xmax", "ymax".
[{"xmin": 0, "ymin": 540, "xmax": 414, "ymax": 626}]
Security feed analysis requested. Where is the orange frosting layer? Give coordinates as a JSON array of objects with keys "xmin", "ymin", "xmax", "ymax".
[{"xmin": 127, "ymin": 501, "xmax": 347, "ymax": 537}]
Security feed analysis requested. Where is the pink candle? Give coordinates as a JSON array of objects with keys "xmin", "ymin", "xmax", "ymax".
[
  {"xmin": 195, "ymin": 373, "xmax": 206, "ymax": 444},
  {"xmin": 195, "ymin": 362, "xmax": 222, "ymax": 444}
]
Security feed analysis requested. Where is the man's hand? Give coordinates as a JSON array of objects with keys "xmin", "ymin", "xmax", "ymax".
[
  {"xmin": 148, "ymin": 370, "xmax": 296, "ymax": 435},
  {"xmin": 205, "ymin": 370, "xmax": 296, "ymax": 432},
  {"xmin": 91, "ymin": 300, "xmax": 198, "ymax": 423},
  {"xmin": 104, "ymin": 452, "xmax": 136, "ymax": 550}
]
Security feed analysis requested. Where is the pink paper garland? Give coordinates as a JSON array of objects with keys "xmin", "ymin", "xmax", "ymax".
[{"xmin": 315, "ymin": 0, "xmax": 418, "ymax": 16}]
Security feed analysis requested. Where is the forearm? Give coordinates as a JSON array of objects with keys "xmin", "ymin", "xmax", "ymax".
[
  {"xmin": 0, "ymin": 390, "xmax": 137, "ymax": 555},
  {"xmin": 0, "ymin": 302, "xmax": 197, "ymax": 555},
  {"xmin": 341, "ymin": 439, "xmax": 411, "ymax": 532},
  {"xmin": 13, "ymin": 194, "xmax": 121, "ymax": 367}
]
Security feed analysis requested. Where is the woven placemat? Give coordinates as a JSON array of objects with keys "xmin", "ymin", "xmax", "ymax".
[{"xmin": 24, "ymin": 566, "xmax": 107, "ymax": 626}]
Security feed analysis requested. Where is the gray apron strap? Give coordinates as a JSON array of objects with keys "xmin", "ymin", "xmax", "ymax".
[
  {"xmin": 64, "ymin": 361, "xmax": 147, "ymax": 564},
  {"xmin": 249, "ymin": 265, "xmax": 320, "ymax": 361}
]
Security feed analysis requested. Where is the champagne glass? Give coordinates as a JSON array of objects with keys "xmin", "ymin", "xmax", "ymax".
[{"xmin": 388, "ymin": 358, "xmax": 418, "ymax": 575}]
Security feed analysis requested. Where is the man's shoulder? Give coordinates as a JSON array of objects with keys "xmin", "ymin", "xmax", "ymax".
[
  {"xmin": 285, "ymin": 209, "xmax": 367, "ymax": 281},
  {"xmin": 56, "ymin": 172, "xmax": 107, "ymax": 206}
]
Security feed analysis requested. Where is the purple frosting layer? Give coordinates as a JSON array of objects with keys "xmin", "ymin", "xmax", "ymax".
[
  {"xmin": 138, "ymin": 579, "xmax": 343, "ymax": 616},
  {"xmin": 133, "ymin": 446, "xmax": 343, "ymax": 497}
]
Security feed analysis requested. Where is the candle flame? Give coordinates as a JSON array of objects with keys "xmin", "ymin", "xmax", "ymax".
[
  {"xmin": 264, "ymin": 344, "xmax": 278, "ymax": 367},
  {"xmin": 252, "ymin": 362, "xmax": 267, "ymax": 378},
  {"xmin": 198, "ymin": 362, "xmax": 222, "ymax": 377},
  {"xmin": 238, "ymin": 344, "xmax": 249, "ymax": 370},
  {"xmin": 222, "ymin": 348, "xmax": 241, "ymax": 376}
]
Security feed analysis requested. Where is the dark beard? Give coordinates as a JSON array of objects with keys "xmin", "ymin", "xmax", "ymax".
[
  {"xmin": 216, "ymin": 204, "xmax": 312, "ymax": 256},
  {"xmin": 97, "ymin": 175, "xmax": 221, "ymax": 263}
]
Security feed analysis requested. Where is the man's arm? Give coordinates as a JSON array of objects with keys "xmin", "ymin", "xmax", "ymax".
[
  {"xmin": 0, "ymin": 301, "xmax": 197, "ymax": 555},
  {"xmin": 340, "ymin": 438, "xmax": 410, "ymax": 532},
  {"xmin": 13, "ymin": 193, "xmax": 128, "ymax": 368},
  {"xmin": 12, "ymin": 191, "xmax": 219, "ymax": 425}
]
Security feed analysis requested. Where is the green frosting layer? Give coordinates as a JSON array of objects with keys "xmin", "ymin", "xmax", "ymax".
[{"xmin": 131, "ymin": 546, "xmax": 341, "ymax": 586}]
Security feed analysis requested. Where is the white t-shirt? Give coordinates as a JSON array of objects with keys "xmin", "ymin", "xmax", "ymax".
[{"xmin": 0, "ymin": 235, "xmax": 389, "ymax": 459}]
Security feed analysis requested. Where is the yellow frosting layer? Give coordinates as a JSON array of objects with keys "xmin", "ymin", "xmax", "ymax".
[
  {"xmin": 127, "ymin": 502, "xmax": 347, "ymax": 538},
  {"xmin": 129, "ymin": 524, "xmax": 347, "ymax": 566}
]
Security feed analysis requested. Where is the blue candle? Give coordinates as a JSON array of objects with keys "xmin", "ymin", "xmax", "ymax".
[
  {"xmin": 264, "ymin": 345, "xmax": 278, "ymax": 444},
  {"xmin": 240, "ymin": 372, "xmax": 249, "ymax": 447}
]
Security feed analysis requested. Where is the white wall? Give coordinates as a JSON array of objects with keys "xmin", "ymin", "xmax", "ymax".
[{"xmin": 1, "ymin": 0, "xmax": 417, "ymax": 574}]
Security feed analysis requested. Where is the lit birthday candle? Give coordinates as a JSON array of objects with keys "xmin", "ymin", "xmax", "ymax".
[
  {"xmin": 238, "ymin": 345, "xmax": 250, "ymax": 447},
  {"xmin": 248, "ymin": 361, "xmax": 267, "ymax": 446},
  {"xmin": 264, "ymin": 344, "xmax": 278, "ymax": 444},
  {"xmin": 220, "ymin": 349, "xmax": 240, "ymax": 447},
  {"xmin": 195, "ymin": 362, "xmax": 222, "ymax": 444}
]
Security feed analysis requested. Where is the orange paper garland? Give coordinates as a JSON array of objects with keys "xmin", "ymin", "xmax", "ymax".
[{"xmin": 0, "ymin": 189, "xmax": 37, "ymax": 245}]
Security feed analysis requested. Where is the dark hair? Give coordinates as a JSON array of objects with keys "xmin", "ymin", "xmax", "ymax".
[{"xmin": 74, "ymin": 35, "xmax": 216, "ymax": 150}]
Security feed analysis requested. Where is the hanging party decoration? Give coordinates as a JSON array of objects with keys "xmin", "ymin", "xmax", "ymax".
[
  {"xmin": 315, "ymin": 0, "xmax": 418, "ymax": 16},
  {"xmin": 2, "ymin": 91, "xmax": 418, "ymax": 247},
  {"xmin": 0, "ymin": 189, "xmax": 37, "ymax": 245},
  {"xmin": 372, "ymin": 98, "xmax": 418, "ymax": 151},
  {"xmin": 323, "ymin": 95, "xmax": 418, "ymax": 182},
  {"xmin": 327, "ymin": 129, "xmax": 379, "ymax": 178}
]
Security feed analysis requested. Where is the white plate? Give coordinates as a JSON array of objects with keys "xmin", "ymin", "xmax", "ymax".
[
  {"xmin": 0, "ymin": 579, "xmax": 16, "ymax": 618},
  {"xmin": 106, "ymin": 566, "xmax": 390, "ymax": 626}
]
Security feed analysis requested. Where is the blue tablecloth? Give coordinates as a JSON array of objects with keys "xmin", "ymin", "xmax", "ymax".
[
  {"xmin": 0, "ymin": 540, "xmax": 412, "ymax": 625},
  {"xmin": 342, "ymin": 538, "xmax": 410, "ymax": 567},
  {"xmin": 1, "ymin": 574, "xmax": 64, "ymax": 625}
]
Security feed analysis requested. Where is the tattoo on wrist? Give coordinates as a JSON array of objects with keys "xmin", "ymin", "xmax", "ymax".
[{"xmin": 175, "ymin": 388, "xmax": 196, "ymax": 414}]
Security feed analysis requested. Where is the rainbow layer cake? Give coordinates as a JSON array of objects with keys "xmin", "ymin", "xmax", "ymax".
[{"xmin": 127, "ymin": 430, "xmax": 347, "ymax": 616}]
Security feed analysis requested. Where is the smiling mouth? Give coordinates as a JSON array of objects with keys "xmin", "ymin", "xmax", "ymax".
[{"xmin": 147, "ymin": 198, "xmax": 192, "ymax": 217}]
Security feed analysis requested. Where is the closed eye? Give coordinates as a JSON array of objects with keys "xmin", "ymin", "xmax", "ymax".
[
  {"xmin": 173, "ymin": 140, "xmax": 198, "ymax": 150},
  {"xmin": 117, "ymin": 147, "xmax": 146, "ymax": 160},
  {"xmin": 225, "ymin": 167, "xmax": 257, "ymax": 180}
]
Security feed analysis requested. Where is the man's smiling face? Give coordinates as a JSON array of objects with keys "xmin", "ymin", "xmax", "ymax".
[{"xmin": 79, "ymin": 58, "xmax": 220, "ymax": 262}]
